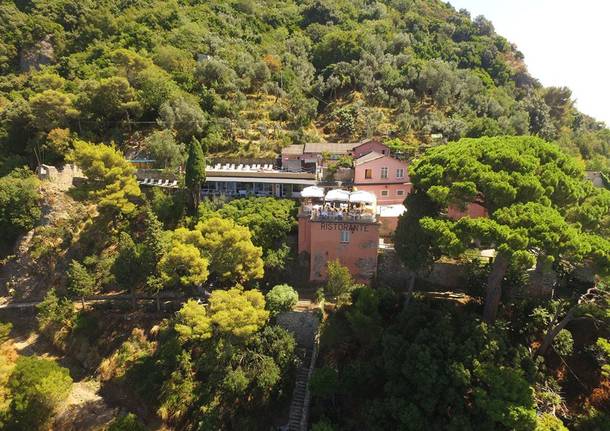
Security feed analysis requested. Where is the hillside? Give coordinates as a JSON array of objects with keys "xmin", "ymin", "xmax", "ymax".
[
  {"xmin": 0, "ymin": 0, "xmax": 609, "ymax": 172},
  {"xmin": 0, "ymin": 2, "xmax": 610, "ymax": 431}
]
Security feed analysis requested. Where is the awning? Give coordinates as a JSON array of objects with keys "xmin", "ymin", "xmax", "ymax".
[
  {"xmin": 205, "ymin": 176, "xmax": 316, "ymax": 186},
  {"xmin": 325, "ymin": 189, "xmax": 350, "ymax": 202},
  {"xmin": 349, "ymin": 190, "xmax": 376, "ymax": 204},
  {"xmin": 301, "ymin": 186, "xmax": 325, "ymax": 198},
  {"xmin": 377, "ymin": 204, "xmax": 406, "ymax": 218}
]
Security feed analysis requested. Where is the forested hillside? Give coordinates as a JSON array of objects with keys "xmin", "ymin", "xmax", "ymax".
[
  {"xmin": 0, "ymin": 0, "xmax": 609, "ymax": 172},
  {"xmin": 1, "ymin": 2, "xmax": 610, "ymax": 430}
]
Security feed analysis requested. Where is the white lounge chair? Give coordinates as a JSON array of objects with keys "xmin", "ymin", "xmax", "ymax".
[{"xmin": 171, "ymin": 180, "xmax": 178, "ymax": 187}]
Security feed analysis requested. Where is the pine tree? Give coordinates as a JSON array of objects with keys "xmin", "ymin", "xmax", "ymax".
[
  {"xmin": 67, "ymin": 260, "xmax": 95, "ymax": 309},
  {"xmin": 142, "ymin": 210, "xmax": 167, "ymax": 310}
]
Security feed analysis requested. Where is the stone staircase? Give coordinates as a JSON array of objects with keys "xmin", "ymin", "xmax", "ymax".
[
  {"xmin": 277, "ymin": 301, "xmax": 320, "ymax": 431},
  {"xmin": 287, "ymin": 347, "xmax": 314, "ymax": 431},
  {"xmin": 288, "ymin": 342, "xmax": 318, "ymax": 431}
]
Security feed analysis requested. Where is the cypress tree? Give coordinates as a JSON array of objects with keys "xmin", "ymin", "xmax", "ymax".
[{"xmin": 185, "ymin": 137, "xmax": 206, "ymax": 212}]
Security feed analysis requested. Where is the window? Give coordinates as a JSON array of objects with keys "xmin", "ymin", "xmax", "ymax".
[
  {"xmin": 340, "ymin": 230, "xmax": 350, "ymax": 243},
  {"xmin": 396, "ymin": 168, "xmax": 405, "ymax": 179},
  {"xmin": 397, "ymin": 190, "xmax": 405, "ymax": 196},
  {"xmin": 381, "ymin": 190, "xmax": 389, "ymax": 197},
  {"xmin": 380, "ymin": 167, "xmax": 388, "ymax": 179},
  {"xmin": 365, "ymin": 169, "xmax": 372, "ymax": 179}
]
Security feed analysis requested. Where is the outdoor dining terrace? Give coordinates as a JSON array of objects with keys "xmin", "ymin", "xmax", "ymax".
[
  {"xmin": 299, "ymin": 187, "xmax": 378, "ymax": 223},
  {"xmin": 309, "ymin": 205, "xmax": 376, "ymax": 222}
]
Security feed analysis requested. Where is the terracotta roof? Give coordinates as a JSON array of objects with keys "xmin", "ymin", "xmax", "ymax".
[
  {"xmin": 303, "ymin": 143, "xmax": 357, "ymax": 154},
  {"xmin": 354, "ymin": 151, "xmax": 385, "ymax": 166},
  {"xmin": 281, "ymin": 144, "xmax": 304, "ymax": 156}
]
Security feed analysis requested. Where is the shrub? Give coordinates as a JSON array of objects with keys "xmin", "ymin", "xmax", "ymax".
[
  {"xmin": 309, "ymin": 366, "xmax": 338, "ymax": 400},
  {"xmin": 108, "ymin": 413, "xmax": 148, "ymax": 431},
  {"xmin": 553, "ymin": 330, "xmax": 574, "ymax": 357},
  {"xmin": 265, "ymin": 284, "xmax": 298, "ymax": 316},
  {"xmin": 7, "ymin": 356, "xmax": 72, "ymax": 430}
]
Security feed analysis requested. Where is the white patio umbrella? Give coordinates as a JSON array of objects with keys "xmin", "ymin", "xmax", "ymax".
[
  {"xmin": 349, "ymin": 190, "xmax": 377, "ymax": 205},
  {"xmin": 325, "ymin": 189, "xmax": 350, "ymax": 202},
  {"xmin": 300, "ymin": 186, "xmax": 325, "ymax": 199}
]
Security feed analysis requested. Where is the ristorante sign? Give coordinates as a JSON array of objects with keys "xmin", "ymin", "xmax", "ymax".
[{"xmin": 320, "ymin": 222, "xmax": 370, "ymax": 232}]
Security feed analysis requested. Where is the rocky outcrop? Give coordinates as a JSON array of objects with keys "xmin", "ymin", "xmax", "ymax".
[
  {"xmin": 0, "ymin": 168, "xmax": 93, "ymax": 301},
  {"xmin": 19, "ymin": 35, "xmax": 55, "ymax": 72}
]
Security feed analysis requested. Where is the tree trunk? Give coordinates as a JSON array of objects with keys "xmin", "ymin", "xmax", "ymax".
[
  {"xmin": 156, "ymin": 293, "xmax": 161, "ymax": 312},
  {"xmin": 81, "ymin": 296, "xmax": 86, "ymax": 310},
  {"xmin": 190, "ymin": 187, "xmax": 200, "ymax": 213},
  {"xmin": 404, "ymin": 272, "xmax": 417, "ymax": 308},
  {"xmin": 529, "ymin": 255, "xmax": 550, "ymax": 297},
  {"xmin": 131, "ymin": 287, "xmax": 137, "ymax": 310},
  {"xmin": 536, "ymin": 307, "xmax": 576, "ymax": 357},
  {"xmin": 483, "ymin": 254, "xmax": 510, "ymax": 324}
]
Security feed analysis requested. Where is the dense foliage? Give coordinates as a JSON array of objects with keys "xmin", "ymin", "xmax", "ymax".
[
  {"xmin": 0, "ymin": 2, "xmax": 609, "ymax": 430},
  {"xmin": 311, "ymin": 289, "xmax": 547, "ymax": 430},
  {"xmin": 0, "ymin": 0, "xmax": 608, "ymax": 174},
  {"xmin": 0, "ymin": 167, "xmax": 40, "ymax": 253},
  {"xmin": 395, "ymin": 136, "xmax": 610, "ymax": 322},
  {"xmin": 3, "ymin": 355, "xmax": 72, "ymax": 430},
  {"xmin": 102, "ymin": 289, "xmax": 296, "ymax": 430}
]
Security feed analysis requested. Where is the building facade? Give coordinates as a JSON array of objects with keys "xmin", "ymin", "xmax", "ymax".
[
  {"xmin": 298, "ymin": 188, "xmax": 380, "ymax": 283},
  {"xmin": 447, "ymin": 203, "xmax": 488, "ymax": 220},
  {"xmin": 202, "ymin": 163, "xmax": 316, "ymax": 198},
  {"xmin": 351, "ymin": 139, "xmax": 389, "ymax": 158},
  {"xmin": 353, "ymin": 152, "xmax": 412, "ymax": 205},
  {"xmin": 281, "ymin": 139, "xmax": 388, "ymax": 173}
]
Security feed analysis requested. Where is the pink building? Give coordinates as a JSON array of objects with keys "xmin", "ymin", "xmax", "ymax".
[
  {"xmin": 447, "ymin": 203, "xmax": 488, "ymax": 220},
  {"xmin": 351, "ymin": 139, "xmax": 389, "ymax": 158},
  {"xmin": 353, "ymin": 152, "xmax": 412, "ymax": 205},
  {"xmin": 298, "ymin": 188, "xmax": 380, "ymax": 283},
  {"xmin": 280, "ymin": 139, "xmax": 390, "ymax": 172}
]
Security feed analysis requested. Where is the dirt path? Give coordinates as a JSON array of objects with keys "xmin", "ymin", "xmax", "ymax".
[
  {"xmin": 7, "ymin": 317, "xmax": 117, "ymax": 430},
  {"xmin": 54, "ymin": 379, "xmax": 117, "ymax": 431}
]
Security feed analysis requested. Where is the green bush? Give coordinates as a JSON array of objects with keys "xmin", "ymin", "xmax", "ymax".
[
  {"xmin": 108, "ymin": 413, "xmax": 148, "ymax": 431},
  {"xmin": 265, "ymin": 284, "xmax": 299, "ymax": 316},
  {"xmin": 552, "ymin": 330, "xmax": 574, "ymax": 357},
  {"xmin": 6, "ymin": 356, "xmax": 72, "ymax": 430},
  {"xmin": 0, "ymin": 168, "xmax": 41, "ymax": 252}
]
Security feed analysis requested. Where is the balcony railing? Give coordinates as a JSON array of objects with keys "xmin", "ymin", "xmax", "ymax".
[{"xmin": 307, "ymin": 208, "xmax": 376, "ymax": 223}]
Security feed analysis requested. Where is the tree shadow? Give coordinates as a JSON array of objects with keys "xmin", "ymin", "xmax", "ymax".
[{"xmin": 53, "ymin": 398, "xmax": 117, "ymax": 431}]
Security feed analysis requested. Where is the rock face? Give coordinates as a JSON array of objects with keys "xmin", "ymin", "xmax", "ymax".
[
  {"xmin": 19, "ymin": 35, "xmax": 55, "ymax": 72},
  {"xmin": 0, "ymin": 167, "xmax": 93, "ymax": 301}
]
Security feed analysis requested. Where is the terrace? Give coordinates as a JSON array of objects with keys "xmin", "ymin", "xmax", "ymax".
[
  {"xmin": 202, "ymin": 163, "xmax": 317, "ymax": 198},
  {"xmin": 299, "ymin": 187, "xmax": 378, "ymax": 223}
]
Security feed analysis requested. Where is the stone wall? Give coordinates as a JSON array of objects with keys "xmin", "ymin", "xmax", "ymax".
[
  {"xmin": 378, "ymin": 249, "xmax": 557, "ymax": 299},
  {"xmin": 377, "ymin": 250, "xmax": 467, "ymax": 291},
  {"xmin": 36, "ymin": 164, "xmax": 84, "ymax": 191}
]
